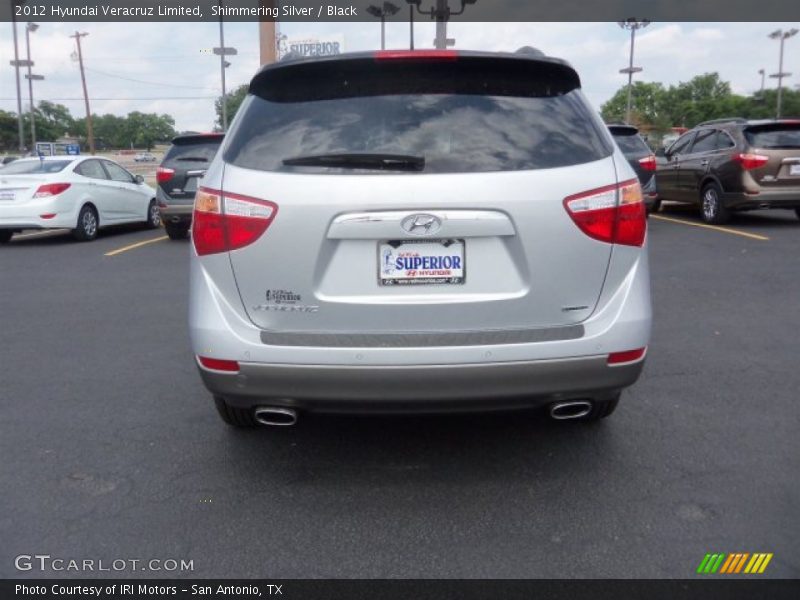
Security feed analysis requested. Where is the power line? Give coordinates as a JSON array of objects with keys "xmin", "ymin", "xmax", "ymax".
[
  {"xmin": 83, "ymin": 67, "xmax": 218, "ymax": 90},
  {"xmin": 0, "ymin": 97, "xmax": 217, "ymax": 101}
]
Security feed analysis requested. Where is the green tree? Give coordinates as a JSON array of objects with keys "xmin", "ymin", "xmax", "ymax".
[
  {"xmin": 0, "ymin": 110, "xmax": 19, "ymax": 151},
  {"xmin": 215, "ymin": 84, "xmax": 249, "ymax": 129},
  {"xmin": 600, "ymin": 81, "xmax": 670, "ymax": 129},
  {"xmin": 124, "ymin": 112, "xmax": 176, "ymax": 150},
  {"xmin": 32, "ymin": 101, "xmax": 76, "ymax": 142}
]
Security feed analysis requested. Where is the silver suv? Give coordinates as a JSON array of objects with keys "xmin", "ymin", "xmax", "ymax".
[{"xmin": 189, "ymin": 50, "xmax": 652, "ymax": 427}]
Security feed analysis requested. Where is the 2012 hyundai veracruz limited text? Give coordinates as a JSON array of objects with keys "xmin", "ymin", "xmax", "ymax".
[{"xmin": 189, "ymin": 50, "xmax": 652, "ymax": 427}]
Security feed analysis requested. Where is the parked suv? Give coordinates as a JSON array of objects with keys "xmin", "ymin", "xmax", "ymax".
[
  {"xmin": 190, "ymin": 50, "xmax": 651, "ymax": 427},
  {"xmin": 656, "ymin": 118, "xmax": 800, "ymax": 223},
  {"xmin": 608, "ymin": 124, "xmax": 659, "ymax": 213},
  {"xmin": 156, "ymin": 133, "xmax": 224, "ymax": 239}
]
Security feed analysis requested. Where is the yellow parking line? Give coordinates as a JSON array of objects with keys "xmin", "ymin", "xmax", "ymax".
[
  {"xmin": 650, "ymin": 215, "xmax": 769, "ymax": 241},
  {"xmin": 105, "ymin": 235, "xmax": 168, "ymax": 257}
]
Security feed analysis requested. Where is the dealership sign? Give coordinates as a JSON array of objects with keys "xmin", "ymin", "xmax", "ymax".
[{"xmin": 277, "ymin": 34, "xmax": 345, "ymax": 59}]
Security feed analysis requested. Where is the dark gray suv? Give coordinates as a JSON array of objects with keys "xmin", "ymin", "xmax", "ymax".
[{"xmin": 156, "ymin": 133, "xmax": 224, "ymax": 239}]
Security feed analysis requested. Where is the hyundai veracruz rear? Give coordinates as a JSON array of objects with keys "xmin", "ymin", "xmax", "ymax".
[{"xmin": 189, "ymin": 50, "xmax": 652, "ymax": 427}]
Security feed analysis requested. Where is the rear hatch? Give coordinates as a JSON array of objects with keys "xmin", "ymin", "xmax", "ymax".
[
  {"xmin": 609, "ymin": 125, "xmax": 656, "ymax": 187},
  {"xmin": 219, "ymin": 52, "xmax": 622, "ymax": 334},
  {"xmin": 158, "ymin": 134, "xmax": 223, "ymax": 204},
  {"xmin": 743, "ymin": 122, "xmax": 800, "ymax": 189}
]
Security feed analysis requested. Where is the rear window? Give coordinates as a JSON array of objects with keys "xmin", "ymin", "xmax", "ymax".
[
  {"xmin": 1, "ymin": 160, "xmax": 71, "ymax": 174},
  {"xmin": 611, "ymin": 133, "xmax": 651, "ymax": 156},
  {"xmin": 163, "ymin": 138, "xmax": 222, "ymax": 165},
  {"xmin": 224, "ymin": 56, "xmax": 611, "ymax": 174},
  {"xmin": 744, "ymin": 124, "xmax": 800, "ymax": 149}
]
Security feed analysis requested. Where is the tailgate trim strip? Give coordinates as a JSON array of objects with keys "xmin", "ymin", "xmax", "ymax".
[{"xmin": 260, "ymin": 325, "xmax": 584, "ymax": 348}]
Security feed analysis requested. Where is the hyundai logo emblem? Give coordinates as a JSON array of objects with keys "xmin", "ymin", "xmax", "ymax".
[{"xmin": 401, "ymin": 213, "xmax": 442, "ymax": 236}]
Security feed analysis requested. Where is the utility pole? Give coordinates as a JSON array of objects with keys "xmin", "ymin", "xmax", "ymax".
[
  {"xmin": 409, "ymin": 3, "xmax": 414, "ymax": 49},
  {"xmin": 258, "ymin": 0, "xmax": 277, "ymax": 65},
  {"xmin": 10, "ymin": 11, "xmax": 25, "ymax": 151},
  {"xmin": 768, "ymin": 28, "xmax": 798, "ymax": 119},
  {"xmin": 758, "ymin": 68, "xmax": 765, "ymax": 96},
  {"xmin": 25, "ymin": 23, "xmax": 43, "ymax": 151},
  {"xmin": 71, "ymin": 31, "xmax": 95, "ymax": 154},
  {"xmin": 618, "ymin": 19, "xmax": 650, "ymax": 124}
]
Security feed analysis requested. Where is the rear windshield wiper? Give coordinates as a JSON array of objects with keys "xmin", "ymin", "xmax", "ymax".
[{"xmin": 282, "ymin": 153, "xmax": 425, "ymax": 172}]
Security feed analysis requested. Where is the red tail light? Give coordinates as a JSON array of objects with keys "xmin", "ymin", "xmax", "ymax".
[
  {"xmin": 733, "ymin": 153, "xmax": 769, "ymax": 170},
  {"xmin": 33, "ymin": 183, "xmax": 71, "ymax": 198},
  {"xmin": 608, "ymin": 347, "xmax": 647, "ymax": 365},
  {"xmin": 197, "ymin": 356, "xmax": 240, "ymax": 373},
  {"xmin": 192, "ymin": 186, "xmax": 278, "ymax": 256},
  {"xmin": 156, "ymin": 167, "xmax": 175, "ymax": 183},
  {"xmin": 563, "ymin": 179, "xmax": 646, "ymax": 247},
  {"xmin": 374, "ymin": 50, "xmax": 458, "ymax": 61},
  {"xmin": 638, "ymin": 155, "xmax": 657, "ymax": 171}
]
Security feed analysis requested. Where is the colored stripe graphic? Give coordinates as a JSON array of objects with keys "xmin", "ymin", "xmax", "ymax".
[{"xmin": 703, "ymin": 552, "xmax": 774, "ymax": 574}]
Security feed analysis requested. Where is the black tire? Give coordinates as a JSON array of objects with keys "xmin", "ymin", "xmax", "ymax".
[
  {"xmin": 700, "ymin": 182, "xmax": 730, "ymax": 224},
  {"xmin": 165, "ymin": 222, "xmax": 189, "ymax": 240},
  {"xmin": 214, "ymin": 396, "xmax": 258, "ymax": 428},
  {"xmin": 0, "ymin": 230, "xmax": 13, "ymax": 244},
  {"xmin": 647, "ymin": 198, "xmax": 662, "ymax": 215},
  {"xmin": 795, "ymin": 208, "xmax": 800, "ymax": 221},
  {"xmin": 146, "ymin": 200, "xmax": 161, "ymax": 229},
  {"xmin": 72, "ymin": 205, "xmax": 98, "ymax": 241}
]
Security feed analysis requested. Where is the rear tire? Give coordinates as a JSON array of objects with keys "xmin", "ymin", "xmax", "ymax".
[
  {"xmin": 700, "ymin": 183, "xmax": 730, "ymax": 224},
  {"xmin": 214, "ymin": 396, "xmax": 257, "ymax": 428},
  {"xmin": 165, "ymin": 222, "xmax": 189, "ymax": 240},
  {"xmin": 146, "ymin": 200, "xmax": 161, "ymax": 229},
  {"xmin": 0, "ymin": 230, "xmax": 13, "ymax": 244},
  {"xmin": 795, "ymin": 208, "xmax": 800, "ymax": 221},
  {"xmin": 647, "ymin": 198, "xmax": 661, "ymax": 215},
  {"xmin": 72, "ymin": 205, "xmax": 98, "ymax": 241}
]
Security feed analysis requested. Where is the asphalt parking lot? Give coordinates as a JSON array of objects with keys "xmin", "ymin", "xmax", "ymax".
[{"xmin": 1, "ymin": 206, "xmax": 799, "ymax": 579}]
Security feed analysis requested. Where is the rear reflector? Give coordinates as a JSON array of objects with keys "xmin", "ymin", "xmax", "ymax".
[
  {"xmin": 156, "ymin": 167, "xmax": 175, "ymax": 183},
  {"xmin": 39, "ymin": 213, "xmax": 57, "ymax": 219},
  {"xmin": 197, "ymin": 356, "xmax": 240, "ymax": 372},
  {"xmin": 638, "ymin": 155, "xmax": 657, "ymax": 171},
  {"xmin": 563, "ymin": 179, "xmax": 646, "ymax": 247},
  {"xmin": 33, "ymin": 183, "xmax": 71, "ymax": 198},
  {"xmin": 374, "ymin": 50, "xmax": 458, "ymax": 61},
  {"xmin": 192, "ymin": 186, "xmax": 278, "ymax": 256},
  {"xmin": 608, "ymin": 347, "xmax": 647, "ymax": 365},
  {"xmin": 733, "ymin": 153, "xmax": 769, "ymax": 170}
]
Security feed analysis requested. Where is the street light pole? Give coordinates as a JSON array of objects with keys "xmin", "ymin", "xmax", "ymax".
[
  {"xmin": 758, "ymin": 68, "xmax": 765, "ymax": 95},
  {"xmin": 25, "ymin": 23, "xmax": 41, "ymax": 150},
  {"xmin": 10, "ymin": 13, "xmax": 25, "ymax": 151},
  {"xmin": 367, "ymin": 3, "xmax": 400, "ymax": 50},
  {"xmin": 768, "ymin": 28, "xmax": 798, "ymax": 119},
  {"xmin": 405, "ymin": 0, "xmax": 476, "ymax": 50},
  {"xmin": 618, "ymin": 19, "xmax": 649, "ymax": 125},
  {"xmin": 213, "ymin": 1, "xmax": 237, "ymax": 132}
]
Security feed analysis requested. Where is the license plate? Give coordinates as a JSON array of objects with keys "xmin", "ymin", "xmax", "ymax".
[
  {"xmin": 379, "ymin": 239, "xmax": 465, "ymax": 286},
  {"xmin": 790, "ymin": 164, "xmax": 800, "ymax": 176},
  {"xmin": 0, "ymin": 190, "xmax": 15, "ymax": 201}
]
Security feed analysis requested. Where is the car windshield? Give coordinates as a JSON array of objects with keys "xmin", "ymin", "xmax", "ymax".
[
  {"xmin": 0, "ymin": 159, "xmax": 72, "ymax": 174},
  {"xmin": 225, "ymin": 57, "xmax": 610, "ymax": 174},
  {"xmin": 744, "ymin": 125, "xmax": 800, "ymax": 148},
  {"xmin": 612, "ymin": 134, "xmax": 651, "ymax": 156}
]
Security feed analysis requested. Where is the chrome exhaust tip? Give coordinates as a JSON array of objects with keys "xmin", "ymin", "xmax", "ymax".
[
  {"xmin": 549, "ymin": 401, "xmax": 593, "ymax": 420},
  {"xmin": 254, "ymin": 406, "xmax": 298, "ymax": 427}
]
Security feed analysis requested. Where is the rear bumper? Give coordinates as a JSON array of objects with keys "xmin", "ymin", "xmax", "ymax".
[
  {"xmin": 199, "ymin": 356, "xmax": 643, "ymax": 413},
  {"xmin": 158, "ymin": 204, "xmax": 193, "ymax": 224},
  {"xmin": 723, "ymin": 189, "xmax": 800, "ymax": 210}
]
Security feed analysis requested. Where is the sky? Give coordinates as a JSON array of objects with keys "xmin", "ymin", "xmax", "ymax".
[{"xmin": 1, "ymin": 21, "xmax": 798, "ymax": 133}]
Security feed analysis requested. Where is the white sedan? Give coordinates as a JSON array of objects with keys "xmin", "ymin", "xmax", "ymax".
[{"xmin": 0, "ymin": 156, "xmax": 160, "ymax": 243}]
